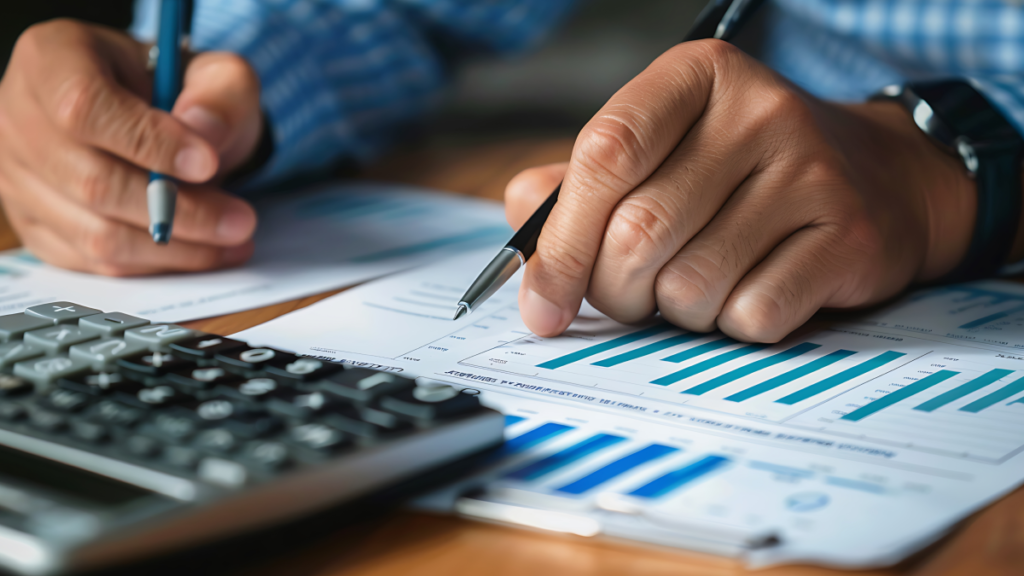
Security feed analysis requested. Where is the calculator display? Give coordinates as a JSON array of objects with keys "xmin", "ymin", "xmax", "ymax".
[{"xmin": 0, "ymin": 444, "xmax": 153, "ymax": 508}]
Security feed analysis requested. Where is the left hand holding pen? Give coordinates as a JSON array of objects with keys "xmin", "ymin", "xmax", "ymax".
[{"xmin": 505, "ymin": 39, "xmax": 983, "ymax": 342}]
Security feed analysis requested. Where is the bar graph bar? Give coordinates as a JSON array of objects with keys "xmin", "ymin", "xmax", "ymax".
[
  {"xmin": 725, "ymin": 349, "xmax": 856, "ymax": 402},
  {"xmin": 681, "ymin": 342, "xmax": 821, "ymax": 396},
  {"xmin": 958, "ymin": 304, "xmax": 1024, "ymax": 329},
  {"xmin": 651, "ymin": 344, "xmax": 768, "ymax": 386},
  {"xmin": 504, "ymin": 416, "xmax": 526, "ymax": 427},
  {"xmin": 628, "ymin": 455, "xmax": 730, "ymax": 499},
  {"xmin": 841, "ymin": 370, "xmax": 958, "ymax": 422},
  {"xmin": 505, "ymin": 434, "xmax": 625, "ymax": 481},
  {"xmin": 502, "ymin": 423, "xmax": 574, "ymax": 454},
  {"xmin": 661, "ymin": 337, "xmax": 734, "ymax": 363},
  {"xmin": 775, "ymin": 351, "xmax": 907, "ymax": 405},
  {"xmin": 538, "ymin": 324, "xmax": 671, "ymax": 369},
  {"xmin": 913, "ymin": 369, "xmax": 1013, "ymax": 412},
  {"xmin": 960, "ymin": 376, "xmax": 1024, "ymax": 413},
  {"xmin": 592, "ymin": 332, "xmax": 701, "ymax": 367},
  {"xmin": 556, "ymin": 444, "xmax": 678, "ymax": 495}
]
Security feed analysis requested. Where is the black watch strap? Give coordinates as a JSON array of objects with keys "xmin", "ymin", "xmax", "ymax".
[{"xmin": 876, "ymin": 80, "xmax": 1024, "ymax": 282}]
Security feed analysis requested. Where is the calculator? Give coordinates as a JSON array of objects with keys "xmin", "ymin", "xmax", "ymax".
[{"xmin": 0, "ymin": 302, "xmax": 504, "ymax": 575}]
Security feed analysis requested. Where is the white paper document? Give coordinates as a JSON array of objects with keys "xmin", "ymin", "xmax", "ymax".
[
  {"xmin": 235, "ymin": 250, "xmax": 1024, "ymax": 568},
  {"xmin": 0, "ymin": 183, "xmax": 510, "ymax": 322}
]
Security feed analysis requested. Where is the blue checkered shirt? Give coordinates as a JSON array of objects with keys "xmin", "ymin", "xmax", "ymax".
[{"xmin": 133, "ymin": 0, "xmax": 1024, "ymax": 189}]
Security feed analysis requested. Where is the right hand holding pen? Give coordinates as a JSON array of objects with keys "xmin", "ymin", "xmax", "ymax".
[{"xmin": 0, "ymin": 19, "xmax": 261, "ymax": 275}]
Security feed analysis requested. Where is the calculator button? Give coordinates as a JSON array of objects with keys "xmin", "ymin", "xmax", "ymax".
[
  {"xmin": 14, "ymin": 356, "xmax": 91, "ymax": 386},
  {"xmin": 379, "ymin": 385, "xmax": 481, "ymax": 421},
  {"xmin": 287, "ymin": 423, "xmax": 348, "ymax": 455},
  {"xmin": 78, "ymin": 312, "xmax": 149, "ymax": 337},
  {"xmin": 70, "ymin": 420, "xmax": 108, "ymax": 444},
  {"xmin": 215, "ymin": 377, "xmax": 281, "ymax": 403},
  {"xmin": 194, "ymin": 429, "xmax": 239, "ymax": 455},
  {"xmin": 0, "ymin": 341, "xmax": 45, "ymax": 371},
  {"xmin": 198, "ymin": 457, "xmax": 248, "ymax": 488},
  {"xmin": 117, "ymin": 351, "xmax": 193, "ymax": 376},
  {"xmin": 0, "ymin": 403, "xmax": 26, "ymax": 421},
  {"xmin": 167, "ymin": 366, "xmax": 242, "ymax": 391},
  {"xmin": 148, "ymin": 413, "xmax": 199, "ymax": 443},
  {"xmin": 169, "ymin": 335, "xmax": 245, "ymax": 360},
  {"xmin": 89, "ymin": 400, "xmax": 144, "ymax": 428},
  {"xmin": 243, "ymin": 441, "xmax": 291, "ymax": 472},
  {"xmin": 320, "ymin": 369, "xmax": 415, "ymax": 404},
  {"xmin": 0, "ymin": 374, "xmax": 32, "ymax": 397},
  {"xmin": 28, "ymin": 408, "xmax": 67, "ymax": 432},
  {"xmin": 25, "ymin": 302, "xmax": 102, "ymax": 325},
  {"xmin": 124, "ymin": 324, "xmax": 195, "ymax": 351},
  {"xmin": 0, "ymin": 313, "xmax": 51, "ymax": 342},
  {"xmin": 23, "ymin": 325, "xmax": 99, "ymax": 355},
  {"xmin": 164, "ymin": 445, "xmax": 202, "ymax": 470},
  {"xmin": 125, "ymin": 435, "xmax": 161, "ymax": 458},
  {"xmin": 180, "ymin": 399, "xmax": 279, "ymax": 439},
  {"xmin": 266, "ymin": 390, "xmax": 344, "ymax": 420},
  {"xmin": 321, "ymin": 406, "xmax": 411, "ymax": 444},
  {"xmin": 264, "ymin": 357, "xmax": 343, "ymax": 382},
  {"xmin": 117, "ymin": 384, "xmax": 187, "ymax": 410},
  {"xmin": 69, "ymin": 338, "xmax": 148, "ymax": 370},
  {"xmin": 41, "ymin": 388, "xmax": 92, "ymax": 413},
  {"xmin": 215, "ymin": 346, "xmax": 288, "ymax": 371},
  {"xmin": 58, "ymin": 372, "xmax": 141, "ymax": 396}
]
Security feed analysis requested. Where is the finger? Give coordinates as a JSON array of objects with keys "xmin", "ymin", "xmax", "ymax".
[
  {"xmin": 173, "ymin": 51, "xmax": 263, "ymax": 173},
  {"xmin": 715, "ymin": 226, "xmax": 878, "ymax": 343},
  {"xmin": 520, "ymin": 40, "xmax": 746, "ymax": 337},
  {"xmin": 585, "ymin": 105, "xmax": 787, "ymax": 324},
  {"xmin": 504, "ymin": 162, "xmax": 568, "ymax": 229},
  {"xmin": 35, "ymin": 140, "xmax": 256, "ymax": 245},
  {"xmin": 20, "ymin": 21, "xmax": 218, "ymax": 181},
  {"xmin": 2, "ymin": 161, "xmax": 253, "ymax": 274}
]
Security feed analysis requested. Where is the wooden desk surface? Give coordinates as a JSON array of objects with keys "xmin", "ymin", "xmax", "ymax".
[{"xmin": 1, "ymin": 139, "xmax": 1021, "ymax": 576}]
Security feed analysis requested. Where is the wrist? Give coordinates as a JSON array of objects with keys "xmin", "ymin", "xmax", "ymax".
[{"xmin": 851, "ymin": 100, "xmax": 978, "ymax": 282}]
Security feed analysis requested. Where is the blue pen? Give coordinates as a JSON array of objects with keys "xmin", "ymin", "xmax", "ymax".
[{"xmin": 148, "ymin": 0, "xmax": 192, "ymax": 244}]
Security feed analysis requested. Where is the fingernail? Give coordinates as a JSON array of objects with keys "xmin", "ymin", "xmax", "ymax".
[
  {"xmin": 217, "ymin": 203, "xmax": 255, "ymax": 241},
  {"xmin": 178, "ymin": 106, "xmax": 229, "ymax": 149},
  {"xmin": 174, "ymin": 145, "xmax": 215, "ymax": 181},
  {"xmin": 521, "ymin": 288, "xmax": 568, "ymax": 336},
  {"xmin": 221, "ymin": 244, "xmax": 253, "ymax": 266}
]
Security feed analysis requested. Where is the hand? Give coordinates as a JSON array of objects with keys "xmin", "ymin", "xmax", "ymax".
[
  {"xmin": 505, "ymin": 40, "xmax": 978, "ymax": 342},
  {"xmin": 0, "ymin": 19, "xmax": 262, "ymax": 276}
]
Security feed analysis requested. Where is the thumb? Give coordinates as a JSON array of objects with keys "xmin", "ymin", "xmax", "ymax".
[
  {"xmin": 173, "ymin": 51, "xmax": 263, "ymax": 175},
  {"xmin": 504, "ymin": 162, "xmax": 568, "ymax": 229}
]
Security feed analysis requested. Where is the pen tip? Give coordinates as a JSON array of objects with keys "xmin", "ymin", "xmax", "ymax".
[
  {"xmin": 453, "ymin": 304, "xmax": 468, "ymax": 321},
  {"xmin": 150, "ymin": 223, "xmax": 171, "ymax": 244}
]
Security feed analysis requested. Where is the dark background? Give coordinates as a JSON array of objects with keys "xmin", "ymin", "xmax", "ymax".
[{"xmin": 0, "ymin": 1, "xmax": 706, "ymax": 144}]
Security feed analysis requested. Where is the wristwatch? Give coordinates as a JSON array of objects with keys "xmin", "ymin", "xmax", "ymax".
[{"xmin": 874, "ymin": 80, "xmax": 1024, "ymax": 282}]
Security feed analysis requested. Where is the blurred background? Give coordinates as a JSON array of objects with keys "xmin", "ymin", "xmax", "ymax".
[{"xmin": 0, "ymin": 1, "xmax": 706, "ymax": 148}]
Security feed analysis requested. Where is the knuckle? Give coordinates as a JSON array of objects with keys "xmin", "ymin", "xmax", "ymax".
[
  {"xmin": 54, "ymin": 74, "xmax": 101, "ymax": 134},
  {"xmin": 76, "ymin": 162, "xmax": 113, "ymax": 211},
  {"xmin": 654, "ymin": 261, "xmax": 721, "ymax": 329},
  {"xmin": 689, "ymin": 38, "xmax": 741, "ymax": 65},
  {"xmin": 574, "ymin": 116, "xmax": 645, "ymax": 187},
  {"xmin": 81, "ymin": 221, "xmax": 123, "ymax": 264},
  {"xmin": 604, "ymin": 196, "xmax": 675, "ymax": 262},
  {"xmin": 536, "ymin": 234, "xmax": 590, "ymax": 283}
]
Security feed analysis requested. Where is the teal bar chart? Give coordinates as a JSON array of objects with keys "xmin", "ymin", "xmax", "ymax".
[
  {"xmin": 538, "ymin": 324, "xmax": 671, "ymax": 370},
  {"xmin": 960, "ymin": 376, "xmax": 1024, "ymax": 413},
  {"xmin": 841, "ymin": 370, "xmax": 958, "ymax": 422},
  {"xmin": 725, "ymin": 350, "xmax": 856, "ymax": 402},
  {"xmin": 775, "ymin": 351, "xmax": 906, "ymax": 405}
]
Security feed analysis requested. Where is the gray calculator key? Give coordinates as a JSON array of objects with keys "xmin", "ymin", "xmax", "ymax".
[
  {"xmin": 69, "ymin": 338, "xmax": 149, "ymax": 370},
  {"xmin": 79, "ymin": 312, "xmax": 150, "ymax": 337},
  {"xmin": 23, "ymin": 325, "xmax": 100, "ymax": 355},
  {"xmin": 14, "ymin": 355, "xmax": 91, "ymax": 386},
  {"xmin": 0, "ymin": 341, "xmax": 46, "ymax": 370},
  {"xmin": 124, "ymin": 324, "xmax": 195, "ymax": 351},
  {"xmin": 0, "ymin": 314, "xmax": 51, "ymax": 342},
  {"xmin": 25, "ymin": 302, "xmax": 102, "ymax": 325}
]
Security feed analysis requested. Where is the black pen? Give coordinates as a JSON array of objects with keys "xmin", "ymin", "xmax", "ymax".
[{"xmin": 452, "ymin": 0, "xmax": 764, "ymax": 320}]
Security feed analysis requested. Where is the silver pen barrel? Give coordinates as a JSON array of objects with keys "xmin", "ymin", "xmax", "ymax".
[{"xmin": 453, "ymin": 247, "xmax": 524, "ymax": 320}]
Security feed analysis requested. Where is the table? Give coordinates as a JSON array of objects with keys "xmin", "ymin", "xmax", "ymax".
[{"xmin": 1, "ymin": 139, "xmax": 1021, "ymax": 576}]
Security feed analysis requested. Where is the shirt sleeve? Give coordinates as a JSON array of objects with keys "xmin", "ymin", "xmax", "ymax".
[{"xmin": 130, "ymin": 0, "xmax": 575, "ymax": 191}]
